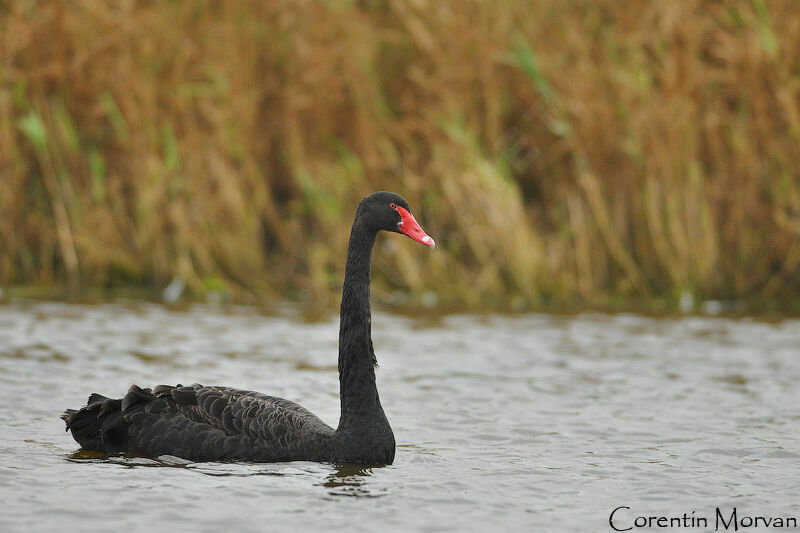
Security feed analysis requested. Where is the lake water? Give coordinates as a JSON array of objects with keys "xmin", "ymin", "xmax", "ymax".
[{"xmin": 0, "ymin": 301, "xmax": 798, "ymax": 532}]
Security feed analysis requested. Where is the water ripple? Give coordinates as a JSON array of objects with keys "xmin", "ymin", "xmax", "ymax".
[{"xmin": 0, "ymin": 303, "xmax": 798, "ymax": 532}]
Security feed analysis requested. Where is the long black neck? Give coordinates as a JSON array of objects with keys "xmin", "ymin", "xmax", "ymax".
[{"xmin": 336, "ymin": 220, "xmax": 384, "ymax": 430}]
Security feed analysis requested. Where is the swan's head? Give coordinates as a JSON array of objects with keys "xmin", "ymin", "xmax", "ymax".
[{"xmin": 357, "ymin": 191, "xmax": 435, "ymax": 248}]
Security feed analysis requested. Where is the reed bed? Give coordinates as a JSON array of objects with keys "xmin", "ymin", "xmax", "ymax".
[{"xmin": 1, "ymin": 0, "xmax": 799, "ymax": 312}]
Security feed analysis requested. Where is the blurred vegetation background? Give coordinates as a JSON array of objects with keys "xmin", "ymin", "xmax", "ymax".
[{"xmin": 1, "ymin": 0, "xmax": 799, "ymax": 313}]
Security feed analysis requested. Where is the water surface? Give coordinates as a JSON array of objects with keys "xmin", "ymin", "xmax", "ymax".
[{"xmin": 0, "ymin": 302, "xmax": 798, "ymax": 531}]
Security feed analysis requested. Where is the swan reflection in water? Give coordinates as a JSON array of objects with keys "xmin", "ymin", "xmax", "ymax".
[
  {"xmin": 323, "ymin": 464, "xmax": 388, "ymax": 498},
  {"xmin": 68, "ymin": 448, "xmax": 387, "ymax": 497}
]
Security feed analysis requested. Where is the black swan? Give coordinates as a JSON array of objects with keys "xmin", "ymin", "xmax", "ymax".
[{"xmin": 62, "ymin": 192, "xmax": 435, "ymax": 465}]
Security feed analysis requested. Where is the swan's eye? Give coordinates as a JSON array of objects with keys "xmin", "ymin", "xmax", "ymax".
[{"xmin": 389, "ymin": 203, "xmax": 397, "ymax": 210}]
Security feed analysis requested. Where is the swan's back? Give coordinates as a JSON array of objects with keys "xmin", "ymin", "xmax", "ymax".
[{"xmin": 62, "ymin": 384, "xmax": 335, "ymax": 462}]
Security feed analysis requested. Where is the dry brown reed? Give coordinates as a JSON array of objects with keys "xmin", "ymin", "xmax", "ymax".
[{"xmin": 1, "ymin": 0, "xmax": 799, "ymax": 312}]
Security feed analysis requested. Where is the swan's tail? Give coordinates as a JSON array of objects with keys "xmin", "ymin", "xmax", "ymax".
[{"xmin": 61, "ymin": 392, "xmax": 128, "ymax": 452}]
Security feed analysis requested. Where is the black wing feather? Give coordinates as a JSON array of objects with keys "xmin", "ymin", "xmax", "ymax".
[{"xmin": 62, "ymin": 384, "xmax": 335, "ymax": 462}]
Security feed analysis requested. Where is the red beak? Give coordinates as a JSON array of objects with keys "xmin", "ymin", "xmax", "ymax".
[{"xmin": 396, "ymin": 206, "xmax": 435, "ymax": 248}]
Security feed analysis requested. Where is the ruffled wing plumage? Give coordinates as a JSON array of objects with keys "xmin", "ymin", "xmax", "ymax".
[{"xmin": 62, "ymin": 384, "xmax": 336, "ymax": 462}]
